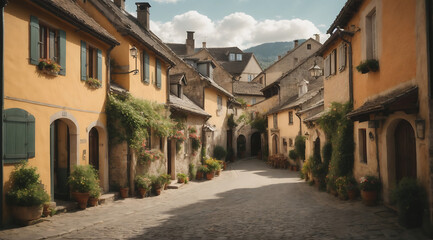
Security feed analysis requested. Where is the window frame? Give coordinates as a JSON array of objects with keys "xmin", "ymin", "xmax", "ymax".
[
  {"xmin": 359, "ymin": 129, "xmax": 367, "ymax": 163},
  {"xmin": 338, "ymin": 43, "xmax": 347, "ymax": 72},
  {"xmin": 366, "ymin": 9, "xmax": 377, "ymax": 60},
  {"xmin": 288, "ymin": 111, "xmax": 294, "ymax": 125},
  {"xmin": 236, "ymin": 53, "xmax": 242, "ymax": 61},
  {"xmin": 229, "ymin": 53, "xmax": 235, "ymax": 61}
]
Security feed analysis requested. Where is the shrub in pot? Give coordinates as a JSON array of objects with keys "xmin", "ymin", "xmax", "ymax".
[
  {"xmin": 151, "ymin": 175, "xmax": 164, "ymax": 195},
  {"xmin": 161, "ymin": 174, "xmax": 171, "ymax": 189},
  {"xmin": 68, "ymin": 165, "xmax": 99, "ymax": 209},
  {"xmin": 88, "ymin": 183, "xmax": 101, "ymax": 207},
  {"xmin": 392, "ymin": 177, "xmax": 427, "ymax": 228},
  {"xmin": 177, "ymin": 173, "xmax": 188, "ymax": 183},
  {"xmin": 359, "ymin": 175, "xmax": 380, "ymax": 206},
  {"xmin": 213, "ymin": 146, "xmax": 227, "ymax": 160},
  {"xmin": 196, "ymin": 165, "xmax": 207, "ymax": 180},
  {"xmin": 135, "ymin": 175, "xmax": 152, "ymax": 198},
  {"xmin": 6, "ymin": 162, "xmax": 50, "ymax": 224}
]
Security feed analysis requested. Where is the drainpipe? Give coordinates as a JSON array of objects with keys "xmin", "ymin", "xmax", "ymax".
[
  {"xmin": 373, "ymin": 119, "xmax": 381, "ymax": 185},
  {"xmin": 1, "ymin": 0, "xmax": 7, "ymax": 227},
  {"xmin": 295, "ymin": 109, "xmax": 302, "ymax": 136}
]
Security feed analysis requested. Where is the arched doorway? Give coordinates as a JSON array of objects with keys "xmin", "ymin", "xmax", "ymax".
[
  {"xmin": 50, "ymin": 119, "xmax": 72, "ymax": 200},
  {"xmin": 89, "ymin": 127, "xmax": 99, "ymax": 171},
  {"xmin": 251, "ymin": 132, "xmax": 261, "ymax": 156},
  {"xmin": 395, "ymin": 120, "xmax": 417, "ymax": 182},
  {"xmin": 237, "ymin": 135, "xmax": 246, "ymax": 158},
  {"xmin": 272, "ymin": 134, "xmax": 278, "ymax": 155}
]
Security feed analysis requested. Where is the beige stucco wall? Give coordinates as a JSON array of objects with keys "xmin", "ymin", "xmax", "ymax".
[
  {"xmin": 239, "ymin": 57, "xmax": 262, "ymax": 82},
  {"xmin": 204, "ymin": 88, "xmax": 229, "ymax": 154}
]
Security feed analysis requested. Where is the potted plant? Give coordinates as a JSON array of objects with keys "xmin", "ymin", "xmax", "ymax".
[
  {"xmin": 6, "ymin": 162, "xmax": 50, "ymax": 224},
  {"xmin": 151, "ymin": 175, "xmax": 164, "ymax": 196},
  {"xmin": 205, "ymin": 158, "xmax": 219, "ymax": 178},
  {"xmin": 135, "ymin": 175, "xmax": 152, "ymax": 198},
  {"xmin": 196, "ymin": 165, "xmax": 206, "ymax": 180},
  {"xmin": 356, "ymin": 59, "xmax": 379, "ymax": 74},
  {"xmin": 335, "ymin": 176, "xmax": 349, "ymax": 200},
  {"xmin": 37, "ymin": 59, "xmax": 61, "ymax": 76},
  {"xmin": 188, "ymin": 163, "xmax": 197, "ymax": 181},
  {"xmin": 346, "ymin": 176, "xmax": 358, "ymax": 200},
  {"xmin": 85, "ymin": 77, "xmax": 102, "ymax": 89},
  {"xmin": 213, "ymin": 146, "xmax": 227, "ymax": 161},
  {"xmin": 392, "ymin": 177, "xmax": 427, "ymax": 228},
  {"xmin": 119, "ymin": 185, "xmax": 129, "ymax": 199},
  {"xmin": 68, "ymin": 165, "xmax": 99, "ymax": 209},
  {"xmin": 177, "ymin": 173, "xmax": 188, "ymax": 184},
  {"xmin": 359, "ymin": 175, "xmax": 380, "ymax": 206},
  {"xmin": 161, "ymin": 174, "xmax": 171, "ymax": 190},
  {"xmin": 88, "ymin": 183, "xmax": 101, "ymax": 207},
  {"xmin": 203, "ymin": 166, "xmax": 213, "ymax": 180}
]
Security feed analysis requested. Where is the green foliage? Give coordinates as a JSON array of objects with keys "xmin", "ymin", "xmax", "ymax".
[
  {"xmin": 177, "ymin": 173, "xmax": 188, "ymax": 183},
  {"xmin": 89, "ymin": 183, "xmax": 101, "ymax": 198},
  {"xmin": 188, "ymin": 163, "xmax": 196, "ymax": 180},
  {"xmin": 235, "ymin": 98, "xmax": 248, "ymax": 108},
  {"xmin": 294, "ymin": 136, "xmax": 306, "ymax": 160},
  {"xmin": 135, "ymin": 175, "xmax": 152, "ymax": 190},
  {"xmin": 201, "ymin": 146, "xmax": 208, "ymax": 164},
  {"xmin": 359, "ymin": 175, "xmax": 380, "ymax": 191},
  {"xmin": 137, "ymin": 149, "xmax": 164, "ymax": 164},
  {"xmin": 6, "ymin": 162, "xmax": 50, "ymax": 206},
  {"xmin": 301, "ymin": 160, "xmax": 311, "ymax": 180},
  {"xmin": 356, "ymin": 59, "xmax": 379, "ymax": 73},
  {"xmin": 250, "ymin": 113, "xmax": 267, "ymax": 133},
  {"xmin": 198, "ymin": 165, "xmax": 210, "ymax": 174},
  {"xmin": 335, "ymin": 176, "xmax": 356, "ymax": 198},
  {"xmin": 161, "ymin": 174, "xmax": 171, "ymax": 185},
  {"xmin": 68, "ymin": 165, "xmax": 99, "ymax": 193},
  {"xmin": 150, "ymin": 175, "xmax": 165, "ymax": 189},
  {"xmin": 189, "ymin": 126, "xmax": 201, "ymax": 155},
  {"xmin": 205, "ymin": 158, "xmax": 221, "ymax": 172},
  {"xmin": 213, "ymin": 146, "xmax": 227, "ymax": 160},
  {"xmin": 106, "ymin": 94, "xmax": 175, "ymax": 150},
  {"xmin": 392, "ymin": 178, "xmax": 427, "ymax": 227},
  {"xmin": 319, "ymin": 102, "xmax": 354, "ymax": 189},
  {"xmin": 288, "ymin": 150, "xmax": 298, "ymax": 161},
  {"xmin": 228, "ymin": 114, "xmax": 238, "ymax": 129}
]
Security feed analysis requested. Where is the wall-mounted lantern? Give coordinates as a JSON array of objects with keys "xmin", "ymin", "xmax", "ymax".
[
  {"xmin": 415, "ymin": 119, "xmax": 425, "ymax": 139},
  {"xmin": 308, "ymin": 61, "xmax": 323, "ymax": 79},
  {"xmin": 130, "ymin": 46, "xmax": 139, "ymax": 75}
]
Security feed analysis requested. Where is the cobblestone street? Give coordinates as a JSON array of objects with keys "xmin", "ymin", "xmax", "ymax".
[{"xmin": 0, "ymin": 158, "xmax": 428, "ymax": 240}]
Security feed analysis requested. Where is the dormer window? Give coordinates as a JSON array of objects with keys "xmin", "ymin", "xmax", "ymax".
[
  {"xmin": 236, "ymin": 53, "xmax": 242, "ymax": 61},
  {"xmin": 298, "ymin": 80, "xmax": 309, "ymax": 96},
  {"xmin": 229, "ymin": 53, "xmax": 235, "ymax": 61},
  {"xmin": 197, "ymin": 60, "xmax": 215, "ymax": 78}
]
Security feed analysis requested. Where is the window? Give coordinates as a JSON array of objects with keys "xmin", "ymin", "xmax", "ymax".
[
  {"xmin": 80, "ymin": 41, "xmax": 102, "ymax": 81},
  {"xmin": 307, "ymin": 44, "xmax": 311, "ymax": 50},
  {"xmin": 156, "ymin": 58, "xmax": 162, "ymax": 89},
  {"xmin": 142, "ymin": 51, "xmax": 150, "ymax": 83},
  {"xmin": 229, "ymin": 53, "xmax": 235, "ymax": 61},
  {"xmin": 324, "ymin": 55, "xmax": 330, "ymax": 77},
  {"xmin": 236, "ymin": 54, "xmax": 242, "ymax": 61},
  {"xmin": 252, "ymin": 98, "xmax": 256, "ymax": 104},
  {"xmin": 289, "ymin": 138, "xmax": 293, "ymax": 147},
  {"xmin": 217, "ymin": 95, "xmax": 222, "ymax": 110},
  {"xmin": 283, "ymin": 139, "xmax": 288, "ymax": 153},
  {"xmin": 3, "ymin": 108, "xmax": 35, "ymax": 163},
  {"xmin": 29, "ymin": 16, "xmax": 66, "ymax": 75},
  {"xmin": 359, "ymin": 129, "xmax": 367, "ymax": 163},
  {"xmin": 298, "ymin": 81, "xmax": 308, "ymax": 96},
  {"xmin": 330, "ymin": 49, "xmax": 336, "ymax": 75},
  {"xmin": 338, "ymin": 44, "xmax": 347, "ymax": 71},
  {"xmin": 366, "ymin": 9, "xmax": 377, "ymax": 59},
  {"xmin": 248, "ymin": 74, "xmax": 254, "ymax": 82},
  {"xmin": 288, "ymin": 111, "xmax": 293, "ymax": 125},
  {"xmin": 273, "ymin": 114, "xmax": 278, "ymax": 129}
]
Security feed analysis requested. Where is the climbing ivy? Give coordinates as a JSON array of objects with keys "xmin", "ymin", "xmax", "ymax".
[{"xmin": 106, "ymin": 94, "xmax": 175, "ymax": 150}]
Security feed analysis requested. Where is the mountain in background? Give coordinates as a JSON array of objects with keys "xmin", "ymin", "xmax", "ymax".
[{"xmin": 244, "ymin": 39, "xmax": 306, "ymax": 69}]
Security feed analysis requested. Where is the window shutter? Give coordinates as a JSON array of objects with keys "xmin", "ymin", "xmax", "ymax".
[
  {"xmin": 156, "ymin": 58, "xmax": 161, "ymax": 89},
  {"xmin": 324, "ymin": 56, "xmax": 330, "ymax": 77},
  {"xmin": 330, "ymin": 50, "xmax": 336, "ymax": 75},
  {"xmin": 29, "ymin": 16, "xmax": 39, "ymax": 65},
  {"xmin": 3, "ymin": 108, "xmax": 35, "ymax": 162},
  {"xmin": 80, "ymin": 41, "xmax": 87, "ymax": 81},
  {"xmin": 58, "ymin": 30, "xmax": 66, "ymax": 75},
  {"xmin": 144, "ymin": 51, "xmax": 149, "ymax": 83},
  {"xmin": 338, "ymin": 44, "xmax": 346, "ymax": 71},
  {"xmin": 97, "ymin": 49, "xmax": 102, "ymax": 81}
]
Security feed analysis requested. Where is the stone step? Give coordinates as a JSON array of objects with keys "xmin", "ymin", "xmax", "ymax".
[
  {"xmin": 167, "ymin": 179, "xmax": 185, "ymax": 189},
  {"xmin": 99, "ymin": 192, "xmax": 118, "ymax": 204}
]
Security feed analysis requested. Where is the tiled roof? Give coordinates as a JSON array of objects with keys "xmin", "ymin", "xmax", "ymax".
[
  {"xmin": 206, "ymin": 48, "xmax": 256, "ymax": 76},
  {"xmin": 92, "ymin": 0, "xmax": 175, "ymax": 65},
  {"xmin": 267, "ymin": 87, "xmax": 323, "ymax": 115},
  {"xmin": 304, "ymin": 111, "xmax": 324, "ymax": 122},
  {"xmin": 233, "ymin": 81, "xmax": 264, "ymax": 96},
  {"xmin": 170, "ymin": 73, "xmax": 186, "ymax": 85},
  {"xmin": 169, "ymin": 94, "xmax": 210, "ymax": 117},
  {"xmin": 203, "ymin": 75, "xmax": 234, "ymax": 98},
  {"xmin": 166, "ymin": 43, "xmax": 188, "ymax": 56},
  {"xmin": 33, "ymin": 0, "xmax": 118, "ymax": 45},
  {"xmin": 347, "ymin": 85, "xmax": 418, "ymax": 120}
]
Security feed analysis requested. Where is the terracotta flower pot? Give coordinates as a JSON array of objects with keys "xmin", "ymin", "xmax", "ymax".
[
  {"xmin": 206, "ymin": 172, "xmax": 214, "ymax": 180},
  {"xmin": 164, "ymin": 184, "xmax": 168, "ymax": 190},
  {"xmin": 178, "ymin": 178, "xmax": 185, "ymax": 184},
  {"xmin": 347, "ymin": 190, "xmax": 357, "ymax": 200},
  {"xmin": 155, "ymin": 187, "xmax": 162, "ymax": 196},
  {"xmin": 72, "ymin": 192, "xmax": 90, "ymax": 209},
  {"xmin": 120, "ymin": 187, "xmax": 129, "ymax": 198},
  {"xmin": 88, "ymin": 197, "xmax": 99, "ymax": 207},
  {"xmin": 196, "ymin": 171, "xmax": 203, "ymax": 180},
  {"xmin": 138, "ymin": 188, "xmax": 147, "ymax": 198},
  {"xmin": 11, "ymin": 205, "xmax": 43, "ymax": 224},
  {"xmin": 361, "ymin": 190, "xmax": 377, "ymax": 206}
]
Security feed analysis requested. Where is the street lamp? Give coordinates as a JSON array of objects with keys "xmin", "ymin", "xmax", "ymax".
[
  {"xmin": 308, "ymin": 61, "xmax": 323, "ymax": 79},
  {"xmin": 130, "ymin": 46, "xmax": 138, "ymax": 75}
]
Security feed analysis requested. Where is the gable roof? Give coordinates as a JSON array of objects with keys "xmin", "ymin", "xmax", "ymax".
[
  {"xmin": 166, "ymin": 43, "xmax": 188, "ymax": 56},
  {"xmin": 170, "ymin": 73, "xmax": 187, "ymax": 85},
  {"xmin": 90, "ymin": 0, "xmax": 175, "ymax": 65},
  {"xmin": 206, "ymin": 48, "xmax": 258, "ymax": 76},
  {"xmin": 33, "ymin": 0, "xmax": 118, "ymax": 45},
  {"xmin": 267, "ymin": 87, "xmax": 323, "ymax": 115},
  {"xmin": 327, "ymin": 0, "xmax": 364, "ymax": 34},
  {"xmin": 169, "ymin": 94, "xmax": 210, "ymax": 118},
  {"xmin": 233, "ymin": 81, "xmax": 264, "ymax": 96}
]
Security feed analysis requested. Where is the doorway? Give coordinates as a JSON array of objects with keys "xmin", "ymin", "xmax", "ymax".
[
  {"xmin": 237, "ymin": 135, "xmax": 246, "ymax": 158},
  {"xmin": 251, "ymin": 132, "xmax": 261, "ymax": 156},
  {"xmin": 89, "ymin": 127, "xmax": 99, "ymax": 172},
  {"xmin": 50, "ymin": 119, "xmax": 70, "ymax": 200},
  {"xmin": 395, "ymin": 120, "xmax": 417, "ymax": 182}
]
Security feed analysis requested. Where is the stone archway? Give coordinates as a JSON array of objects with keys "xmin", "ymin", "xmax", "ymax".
[{"xmin": 87, "ymin": 121, "xmax": 109, "ymax": 191}]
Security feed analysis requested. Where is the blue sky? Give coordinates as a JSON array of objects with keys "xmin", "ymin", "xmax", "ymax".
[{"xmin": 125, "ymin": 0, "xmax": 346, "ymax": 49}]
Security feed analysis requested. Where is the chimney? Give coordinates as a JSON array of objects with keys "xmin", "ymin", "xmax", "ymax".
[
  {"xmin": 114, "ymin": 0, "xmax": 125, "ymax": 10},
  {"xmin": 202, "ymin": 42, "xmax": 207, "ymax": 48},
  {"xmin": 314, "ymin": 34, "xmax": 320, "ymax": 42},
  {"xmin": 294, "ymin": 40, "xmax": 299, "ymax": 48},
  {"xmin": 186, "ymin": 31, "xmax": 195, "ymax": 55},
  {"xmin": 136, "ymin": 2, "xmax": 151, "ymax": 30}
]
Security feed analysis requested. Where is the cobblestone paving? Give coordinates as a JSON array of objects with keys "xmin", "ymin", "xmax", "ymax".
[{"xmin": 0, "ymin": 158, "xmax": 429, "ymax": 240}]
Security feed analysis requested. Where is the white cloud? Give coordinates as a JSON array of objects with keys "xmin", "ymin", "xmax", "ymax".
[{"xmin": 149, "ymin": 11, "xmax": 324, "ymax": 49}]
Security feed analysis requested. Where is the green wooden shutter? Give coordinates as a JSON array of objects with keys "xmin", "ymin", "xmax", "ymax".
[
  {"xmin": 29, "ymin": 16, "xmax": 40, "ymax": 65},
  {"xmin": 58, "ymin": 30, "xmax": 66, "ymax": 76},
  {"xmin": 3, "ymin": 108, "xmax": 35, "ymax": 163},
  {"xmin": 144, "ymin": 51, "xmax": 149, "ymax": 83},
  {"xmin": 80, "ymin": 41, "xmax": 87, "ymax": 81},
  {"xmin": 97, "ymin": 49, "xmax": 102, "ymax": 80},
  {"xmin": 156, "ymin": 58, "xmax": 161, "ymax": 89}
]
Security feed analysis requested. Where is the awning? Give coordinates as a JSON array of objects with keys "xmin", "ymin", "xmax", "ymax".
[{"xmin": 347, "ymin": 85, "xmax": 418, "ymax": 122}]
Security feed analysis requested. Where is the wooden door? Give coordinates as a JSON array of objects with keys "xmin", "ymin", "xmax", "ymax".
[
  {"xmin": 395, "ymin": 120, "xmax": 417, "ymax": 182},
  {"xmin": 89, "ymin": 128, "xmax": 99, "ymax": 171}
]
